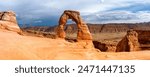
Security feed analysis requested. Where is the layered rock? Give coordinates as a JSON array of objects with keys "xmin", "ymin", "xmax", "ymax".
[
  {"xmin": 136, "ymin": 30, "xmax": 150, "ymax": 44},
  {"xmin": 136, "ymin": 30, "xmax": 150, "ymax": 50},
  {"xmin": 56, "ymin": 10, "xmax": 92, "ymax": 40},
  {"xmin": 116, "ymin": 29, "xmax": 140, "ymax": 52},
  {"xmin": 0, "ymin": 11, "xmax": 20, "ymax": 33}
]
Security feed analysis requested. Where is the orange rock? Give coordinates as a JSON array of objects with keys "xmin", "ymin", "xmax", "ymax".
[
  {"xmin": 116, "ymin": 29, "xmax": 140, "ymax": 52},
  {"xmin": 56, "ymin": 10, "xmax": 92, "ymax": 40},
  {"xmin": 0, "ymin": 11, "xmax": 17, "ymax": 24},
  {"xmin": 0, "ymin": 11, "xmax": 21, "ymax": 33}
]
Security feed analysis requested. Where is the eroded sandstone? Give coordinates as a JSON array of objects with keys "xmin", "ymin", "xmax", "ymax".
[
  {"xmin": 116, "ymin": 29, "xmax": 140, "ymax": 52},
  {"xmin": 56, "ymin": 10, "xmax": 92, "ymax": 40},
  {"xmin": 0, "ymin": 11, "xmax": 21, "ymax": 33}
]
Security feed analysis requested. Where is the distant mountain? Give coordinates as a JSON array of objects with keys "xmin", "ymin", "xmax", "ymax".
[{"xmin": 21, "ymin": 22, "xmax": 150, "ymax": 33}]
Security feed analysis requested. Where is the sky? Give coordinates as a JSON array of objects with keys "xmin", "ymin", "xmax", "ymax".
[{"xmin": 0, "ymin": 0, "xmax": 150, "ymax": 26}]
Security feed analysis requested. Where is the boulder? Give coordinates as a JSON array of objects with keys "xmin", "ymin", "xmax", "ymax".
[{"xmin": 116, "ymin": 29, "xmax": 140, "ymax": 52}]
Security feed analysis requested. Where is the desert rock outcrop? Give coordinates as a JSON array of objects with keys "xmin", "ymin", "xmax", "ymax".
[
  {"xmin": 136, "ymin": 30, "xmax": 150, "ymax": 50},
  {"xmin": 0, "ymin": 11, "xmax": 20, "ymax": 33},
  {"xmin": 116, "ymin": 29, "xmax": 140, "ymax": 52},
  {"xmin": 56, "ymin": 10, "xmax": 92, "ymax": 40},
  {"xmin": 93, "ymin": 41, "xmax": 116, "ymax": 52}
]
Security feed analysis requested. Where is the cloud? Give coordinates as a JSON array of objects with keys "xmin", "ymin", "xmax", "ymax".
[
  {"xmin": 0, "ymin": 0, "xmax": 150, "ymax": 26},
  {"xmin": 110, "ymin": 3, "xmax": 150, "ymax": 12},
  {"xmin": 83, "ymin": 0, "xmax": 150, "ymax": 24},
  {"xmin": 84, "ymin": 11, "xmax": 150, "ymax": 24},
  {"xmin": 0, "ymin": 0, "xmax": 103, "ymax": 25}
]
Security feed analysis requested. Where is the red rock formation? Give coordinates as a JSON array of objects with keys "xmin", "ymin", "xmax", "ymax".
[
  {"xmin": 135, "ymin": 30, "xmax": 150, "ymax": 50},
  {"xmin": 116, "ymin": 29, "xmax": 140, "ymax": 52},
  {"xmin": 56, "ymin": 10, "xmax": 92, "ymax": 40},
  {"xmin": 136, "ymin": 30, "xmax": 150, "ymax": 44},
  {"xmin": 0, "ymin": 11, "xmax": 20, "ymax": 33}
]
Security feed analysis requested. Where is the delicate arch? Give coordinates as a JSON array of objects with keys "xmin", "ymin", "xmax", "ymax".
[{"xmin": 56, "ymin": 10, "xmax": 92, "ymax": 40}]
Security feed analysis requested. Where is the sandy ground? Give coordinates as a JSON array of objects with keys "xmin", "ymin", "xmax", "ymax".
[{"xmin": 0, "ymin": 29, "xmax": 150, "ymax": 60}]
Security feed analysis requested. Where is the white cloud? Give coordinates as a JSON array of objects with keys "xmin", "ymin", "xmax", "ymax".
[{"xmin": 84, "ymin": 10, "xmax": 150, "ymax": 24}]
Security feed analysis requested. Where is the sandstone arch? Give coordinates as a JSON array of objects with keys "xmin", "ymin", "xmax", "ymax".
[{"xmin": 56, "ymin": 10, "xmax": 92, "ymax": 40}]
